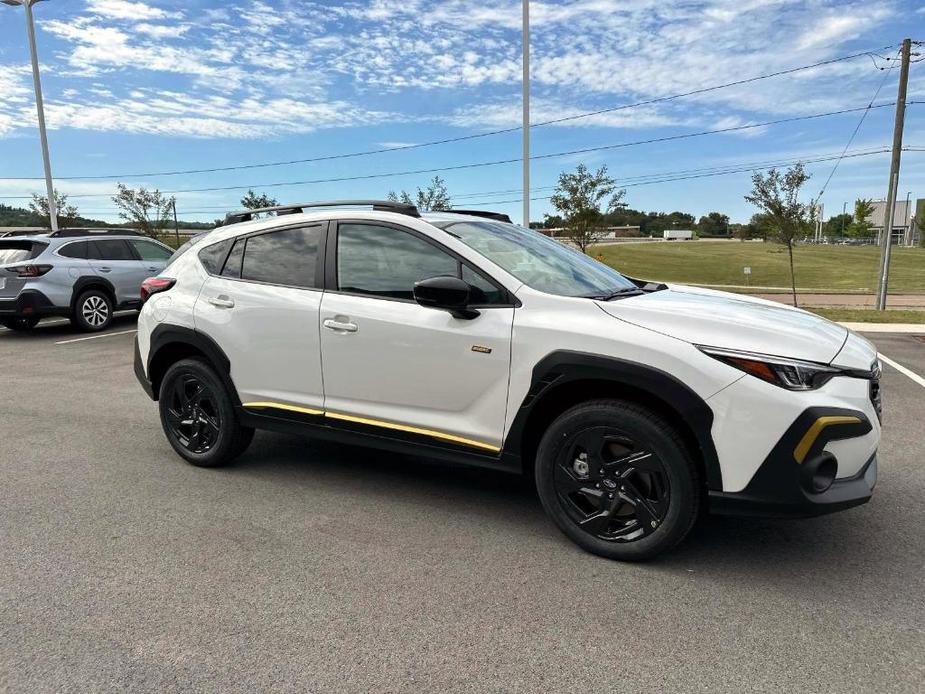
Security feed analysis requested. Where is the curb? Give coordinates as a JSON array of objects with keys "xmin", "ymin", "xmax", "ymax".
[{"xmin": 838, "ymin": 323, "xmax": 925, "ymax": 333}]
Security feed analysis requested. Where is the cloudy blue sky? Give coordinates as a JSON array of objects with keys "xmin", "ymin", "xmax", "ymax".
[{"xmin": 0, "ymin": 0, "xmax": 923, "ymax": 224}]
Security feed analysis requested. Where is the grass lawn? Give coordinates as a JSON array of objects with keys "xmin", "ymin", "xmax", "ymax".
[
  {"xmin": 807, "ymin": 308, "xmax": 925, "ymax": 324},
  {"xmin": 592, "ymin": 241, "xmax": 925, "ymax": 293}
]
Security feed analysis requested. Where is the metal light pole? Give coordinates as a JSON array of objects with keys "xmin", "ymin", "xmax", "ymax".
[
  {"xmin": 3, "ymin": 0, "xmax": 58, "ymax": 231},
  {"xmin": 522, "ymin": 0, "xmax": 530, "ymax": 228}
]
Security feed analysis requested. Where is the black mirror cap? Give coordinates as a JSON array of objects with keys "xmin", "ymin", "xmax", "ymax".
[{"xmin": 413, "ymin": 275, "xmax": 479, "ymax": 319}]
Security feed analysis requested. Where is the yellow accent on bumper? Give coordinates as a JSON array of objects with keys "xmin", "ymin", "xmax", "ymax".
[
  {"xmin": 242, "ymin": 402, "xmax": 500, "ymax": 453},
  {"xmin": 794, "ymin": 416, "xmax": 862, "ymax": 464}
]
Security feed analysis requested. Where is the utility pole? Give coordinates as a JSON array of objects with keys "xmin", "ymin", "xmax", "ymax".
[
  {"xmin": 3, "ymin": 0, "xmax": 58, "ymax": 231},
  {"xmin": 522, "ymin": 0, "xmax": 530, "ymax": 228},
  {"xmin": 840, "ymin": 201, "xmax": 847, "ymax": 238},
  {"xmin": 172, "ymin": 199, "xmax": 180, "ymax": 247},
  {"xmin": 875, "ymin": 38, "xmax": 912, "ymax": 310}
]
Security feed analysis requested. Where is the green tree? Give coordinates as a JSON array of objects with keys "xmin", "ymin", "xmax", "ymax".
[
  {"xmin": 240, "ymin": 190, "xmax": 279, "ymax": 218},
  {"xmin": 846, "ymin": 198, "xmax": 875, "ymax": 239},
  {"xmin": 697, "ymin": 212, "xmax": 730, "ymax": 236},
  {"xmin": 388, "ymin": 175, "xmax": 452, "ymax": 212},
  {"xmin": 744, "ymin": 164, "xmax": 813, "ymax": 307},
  {"xmin": 540, "ymin": 214, "xmax": 565, "ymax": 229},
  {"xmin": 550, "ymin": 164, "xmax": 626, "ymax": 253},
  {"xmin": 29, "ymin": 189, "xmax": 79, "ymax": 228},
  {"xmin": 824, "ymin": 212, "xmax": 853, "ymax": 237},
  {"xmin": 111, "ymin": 184, "xmax": 175, "ymax": 238}
]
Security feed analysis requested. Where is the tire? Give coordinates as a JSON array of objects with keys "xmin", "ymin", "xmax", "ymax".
[
  {"xmin": 535, "ymin": 399, "xmax": 700, "ymax": 562},
  {"xmin": 71, "ymin": 289, "xmax": 113, "ymax": 332},
  {"xmin": 158, "ymin": 357, "xmax": 254, "ymax": 467},
  {"xmin": 0, "ymin": 316, "xmax": 40, "ymax": 331}
]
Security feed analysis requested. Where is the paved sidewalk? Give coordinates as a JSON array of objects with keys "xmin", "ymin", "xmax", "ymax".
[{"xmin": 839, "ymin": 323, "xmax": 925, "ymax": 333}]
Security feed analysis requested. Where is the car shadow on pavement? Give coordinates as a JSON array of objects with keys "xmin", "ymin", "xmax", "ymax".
[
  {"xmin": 224, "ymin": 431, "xmax": 885, "ymax": 577},
  {"xmin": 0, "ymin": 312, "xmax": 137, "ymax": 339}
]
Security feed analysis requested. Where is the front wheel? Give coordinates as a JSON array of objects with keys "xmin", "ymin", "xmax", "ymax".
[
  {"xmin": 0, "ymin": 316, "xmax": 40, "ymax": 331},
  {"xmin": 158, "ymin": 358, "xmax": 254, "ymax": 467},
  {"xmin": 535, "ymin": 399, "xmax": 700, "ymax": 561}
]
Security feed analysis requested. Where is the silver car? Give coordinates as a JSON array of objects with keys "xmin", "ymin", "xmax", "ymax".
[{"xmin": 0, "ymin": 229, "xmax": 174, "ymax": 332}]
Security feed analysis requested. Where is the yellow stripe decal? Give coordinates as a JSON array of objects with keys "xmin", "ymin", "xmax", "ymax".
[
  {"xmin": 242, "ymin": 402, "xmax": 500, "ymax": 453},
  {"xmin": 243, "ymin": 402, "xmax": 324, "ymax": 417},
  {"xmin": 794, "ymin": 416, "xmax": 862, "ymax": 464}
]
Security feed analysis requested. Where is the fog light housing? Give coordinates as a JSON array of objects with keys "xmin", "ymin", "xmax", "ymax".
[{"xmin": 802, "ymin": 452, "xmax": 838, "ymax": 494}]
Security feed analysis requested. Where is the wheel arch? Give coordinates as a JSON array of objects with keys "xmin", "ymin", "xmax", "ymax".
[
  {"xmin": 147, "ymin": 325, "xmax": 239, "ymax": 405},
  {"xmin": 70, "ymin": 277, "xmax": 117, "ymax": 311},
  {"xmin": 503, "ymin": 351, "xmax": 723, "ymax": 490}
]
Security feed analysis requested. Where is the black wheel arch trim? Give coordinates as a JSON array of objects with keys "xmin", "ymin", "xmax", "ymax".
[
  {"xmin": 70, "ymin": 276, "xmax": 116, "ymax": 310},
  {"xmin": 502, "ymin": 350, "xmax": 723, "ymax": 490},
  {"xmin": 145, "ymin": 324, "xmax": 240, "ymax": 406}
]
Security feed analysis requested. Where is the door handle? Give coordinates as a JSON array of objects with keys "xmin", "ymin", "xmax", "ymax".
[
  {"xmin": 323, "ymin": 318, "xmax": 358, "ymax": 333},
  {"xmin": 147, "ymin": 266, "xmax": 159, "ymax": 272},
  {"xmin": 207, "ymin": 296, "xmax": 235, "ymax": 309},
  {"xmin": 97, "ymin": 266, "xmax": 111, "ymax": 273}
]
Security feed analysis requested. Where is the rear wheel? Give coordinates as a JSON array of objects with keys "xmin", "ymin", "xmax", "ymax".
[
  {"xmin": 535, "ymin": 399, "xmax": 700, "ymax": 561},
  {"xmin": 71, "ymin": 289, "xmax": 113, "ymax": 332},
  {"xmin": 0, "ymin": 316, "xmax": 40, "ymax": 331},
  {"xmin": 158, "ymin": 358, "xmax": 254, "ymax": 467}
]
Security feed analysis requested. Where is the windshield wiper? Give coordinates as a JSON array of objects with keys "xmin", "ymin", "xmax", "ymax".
[{"xmin": 581, "ymin": 287, "xmax": 645, "ymax": 301}]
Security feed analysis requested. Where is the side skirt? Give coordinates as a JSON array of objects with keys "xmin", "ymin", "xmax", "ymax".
[{"xmin": 237, "ymin": 407, "xmax": 523, "ymax": 474}]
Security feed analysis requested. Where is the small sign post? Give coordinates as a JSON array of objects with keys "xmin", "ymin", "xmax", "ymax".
[{"xmin": 743, "ymin": 266, "xmax": 751, "ymax": 287}]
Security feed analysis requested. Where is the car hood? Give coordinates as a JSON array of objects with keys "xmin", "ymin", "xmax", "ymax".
[{"xmin": 597, "ymin": 284, "xmax": 848, "ymax": 364}]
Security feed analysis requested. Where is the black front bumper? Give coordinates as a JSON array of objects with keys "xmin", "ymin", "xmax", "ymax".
[
  {"xmin": 708, "ymin": 406, "xmax": 876, "ymax": 518},
  {"xmin": 134, "ymin": 336, "xmax": 156, "ymax": 400},
  {"xmin": 0, "ymin": 290, "xmax": 65, "ymax": 318}
]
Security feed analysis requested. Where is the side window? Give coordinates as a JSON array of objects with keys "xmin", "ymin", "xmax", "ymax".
[
  {"xmin": 240, "ymin": 226, "xmax": 321, "ymax": 288},
  {"xmin": 91, "ymin": 239, "xmax": 135, "ymax": 261},
  {"xmin": 462, "ymin": 265, "xmax": 507, "ymax": 305},
  {"xmin": 130, "ymin": 239, "xmax": 173, "ymax": 261},
  {"xmin": 198, "ymin": 239, "xmax": 233, "ymax": 275},
  {"xmin": 221, "ymin": 239, "xmax": 244, "ymax": 278},
  {"xmin": 58, "ymin": 241, "xmax": 88, "ymax": 259},
  {"xmin": 337, "ymin": 224, "xmax": 458, "ymax": 300}
]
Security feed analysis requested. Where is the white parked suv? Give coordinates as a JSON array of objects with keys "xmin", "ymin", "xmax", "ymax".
[{"xmin": 134, "ymin": 200, "xmax": 881, "ymax": 561}]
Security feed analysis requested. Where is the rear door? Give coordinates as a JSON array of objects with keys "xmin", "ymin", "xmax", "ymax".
[
  {"xmin": 193, "ymin": 223, "xmax": 327, "ymax": 411},
  {"xmin": 87, "ymin": 239, "xmax": 143, "ymax": 305},
  {"xmin": 127, "ymin": 238, "xmax": 174, "ymax": 279}
]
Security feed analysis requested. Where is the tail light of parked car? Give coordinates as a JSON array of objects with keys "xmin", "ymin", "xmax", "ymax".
[
  {"xmin": 140, "ymin": 277, "xmax": 176, "ymax": 303},
  {"xmin": 6, "ymin": 264, "xmax": 53, "ymax": 278}
]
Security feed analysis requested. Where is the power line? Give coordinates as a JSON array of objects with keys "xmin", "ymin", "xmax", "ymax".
[
  {"xmin": 1, "ymin": 45, "xmax": 899, "ymax": 182},
  {"xmin": 812, "ymin": 47, "xmax": 900, "ymax": 203},
  {"xmin": 455, "ymin": 148, "xmax": 899, "ymax": 207},
  {"xmin": 0, "ymin": 101, "xmax": 900, "ymax": 200}
]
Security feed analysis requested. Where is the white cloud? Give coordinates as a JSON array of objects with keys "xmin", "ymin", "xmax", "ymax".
[{"xmin": 87, "ymin": 0, "xmax": 180, "ymax": 21}]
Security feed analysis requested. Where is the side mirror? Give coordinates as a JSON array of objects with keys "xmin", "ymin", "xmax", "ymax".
[{"xmin": 413, "ymin": 275, "xmax": 480, "ymax": 320}]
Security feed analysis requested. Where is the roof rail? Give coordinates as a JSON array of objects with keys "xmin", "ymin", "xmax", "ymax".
[
  {"xmin": 48, "ymin": 228, "xmax": 144, "ymax": 238},
  {"xmin": 225, "ymin": 200, "xmax": 420, "ymax": 224},
  {"xmin": 442, "ymin": 209, "xmax": 513, "ymax": 224}
]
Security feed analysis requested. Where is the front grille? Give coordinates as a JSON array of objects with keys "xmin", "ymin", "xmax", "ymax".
[{"xmin": 870, "ymin": 361, "xmax": 882, "ymax": 422}]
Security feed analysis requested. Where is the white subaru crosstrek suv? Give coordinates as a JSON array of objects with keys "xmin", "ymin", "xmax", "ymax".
[{"xmin": 134, "ymin": 200, "xmax": 881, "ymax": 561}]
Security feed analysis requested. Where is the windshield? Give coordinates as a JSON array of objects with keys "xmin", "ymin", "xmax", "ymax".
[
  {"xmin": 435, "ymin": 221, "xmax": 636, "ymax": 297},
  {"xmin": 0, "ymin": 241, "xmax": 46, "ymax": 265}
]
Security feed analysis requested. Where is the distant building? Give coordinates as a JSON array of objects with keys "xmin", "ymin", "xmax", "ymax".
[{"xmin": 867, "ymin": 198, "xmax": 916, "ymax": 244}]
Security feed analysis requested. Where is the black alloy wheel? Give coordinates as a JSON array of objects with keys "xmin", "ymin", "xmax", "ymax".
[
  {"xmin": 164, "ymin": 372, "xmax": 222, "ymax": 454},
  {"xmin": 158, "ymin": 358, "xmax": 254, "ymax": 467},
  {"xmin": 536, "ymin": 399, "xmax": 700, "ymax": 561},
  {"xmin": 553, "ymin": 427, "xmax": 671, "ymax": 542}
]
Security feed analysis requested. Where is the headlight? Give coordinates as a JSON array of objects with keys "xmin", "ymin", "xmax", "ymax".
[{"xmin": 698, "ymin": 346, "xmax": 841, "ymax": 391}]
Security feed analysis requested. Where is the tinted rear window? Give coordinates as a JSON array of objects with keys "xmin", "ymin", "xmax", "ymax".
[
  {"xmin": 0, "ymin": 241, "xmax": 47, "ymax": 264},
  {"xmin": 198, "ymin": 239, "xmax": 233, "ymax": 275},
  {"xmin": 90, "ymin": 239, "xmax": 135, "ymax": 261},
  {"xmin": 58, "ymin": 241, "xmax": 89, "ymax": 259},
  {"xmin": 240, "ymin": 226, "xmax": 321, "ymax": 288}
]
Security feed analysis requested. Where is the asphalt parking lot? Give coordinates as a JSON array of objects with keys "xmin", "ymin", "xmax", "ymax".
[{"xmin": 1, "ymin": 318, "xmax": 923, "ymax": 693}]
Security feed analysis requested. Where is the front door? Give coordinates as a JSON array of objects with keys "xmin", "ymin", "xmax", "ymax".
[
  {"xmin": 319, "ymin": 221, "xmax": 515, "ymax": 453},
  {"xmin": 193, "ymin": 223, "xmax": 326, "ymax": 412}
]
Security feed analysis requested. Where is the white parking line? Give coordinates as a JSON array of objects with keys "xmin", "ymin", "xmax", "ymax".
[
  {"xmin": 55, "ymin": 329, "xmax": 137, "ymax": 345},
  {"xmin": 879, "ymin": 353, "xmax": 925, "ymax": 389}
]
